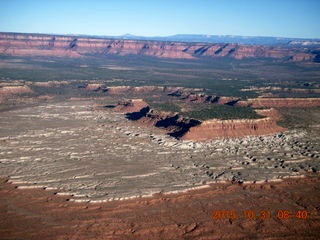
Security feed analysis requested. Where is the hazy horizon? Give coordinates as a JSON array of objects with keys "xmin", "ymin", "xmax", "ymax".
[
  {"xmin": 1, "ymin": 0, "xmax": 319, "ymax": 39},
  {"xmin": 1, "ymin": 31, "xmax": 320, "ymax": 40}
]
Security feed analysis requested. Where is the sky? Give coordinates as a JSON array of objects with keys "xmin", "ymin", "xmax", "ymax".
[{"xmin": 0, "ymin": 0, "xmax": 319, "ymax": 38}]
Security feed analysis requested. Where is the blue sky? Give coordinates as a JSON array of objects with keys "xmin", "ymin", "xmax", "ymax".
[{"xmin": 0, "ymin": 0, "xmax": 319, "ymax": 38}]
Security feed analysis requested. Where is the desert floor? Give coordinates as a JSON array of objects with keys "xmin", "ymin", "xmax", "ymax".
[{"xmin": 1, "ymin": 175, "xmax": 319, "ymax": 240}]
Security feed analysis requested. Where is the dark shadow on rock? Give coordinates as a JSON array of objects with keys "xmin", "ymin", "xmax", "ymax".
[
  {"xmin": 169, "ymin": 119, "xmax": 201, "ymax": 139},
  {"xmin": 69, "ymin": 38, "xmax": 78, "ymax": 49},
  {"xmin": 225, "ymin": 99, "xmax": 240, "ymax": 106},
  {"xmin": 125, "ymin": 106, "xmax": 150, "ymax": 120},
  {"xmin": 168, "ymin": 90, "xmax": 183, "ymax": 97},
  {"xmin": 210, "ymin": 96, "xmax": 220, "ymax": 103},
  {"xmin": 155, "ymin": 115, "xmax": 180, "ymax": 128},
  {"xmin": 125, "ymin": 106, "xmax": 201, "ymax": 139},
  {"xmin": 104, "ymin": 105, "xmax": 116, "ymax": 109}
]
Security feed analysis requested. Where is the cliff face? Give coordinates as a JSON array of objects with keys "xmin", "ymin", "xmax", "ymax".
[
  {"xmin": 168, "ymin": 90, "xmax": 239, "ymax": 105},
  {"xmin": 237, "ymin": 98, "xmax": 320, "ymax": 108},
  {"xmin": 114, "ymin": 99, "xmax": 149, "ymax": 113},
  {"xmin": 182, "ymin": 118, "xmax": 286, "ymax": 141},
  {"xmin": 0, "ymin": 33, "xmax": 318, "ymax": 61},
  {"xmin": 112, "ymin": 98, "xmax": 285, "ymax": 141},
  {"xmin": 0, "ymin": 85, "xmax": 33, "ymax": 103}
]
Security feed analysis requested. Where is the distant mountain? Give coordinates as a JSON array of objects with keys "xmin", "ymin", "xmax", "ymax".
[{"xmin": 117, "ymin": 34, "xmax": 320, "ymax": 46}]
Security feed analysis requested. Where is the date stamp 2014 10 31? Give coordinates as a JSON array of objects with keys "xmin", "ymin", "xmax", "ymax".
[{"xmin": 211, "ymin": 209, "xmax": 309, "ymax": 221}]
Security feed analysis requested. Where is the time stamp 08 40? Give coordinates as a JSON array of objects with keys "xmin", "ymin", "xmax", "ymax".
[{"xmin": 211, "ymin": 209, "xmax": 309, "ymax": 221}]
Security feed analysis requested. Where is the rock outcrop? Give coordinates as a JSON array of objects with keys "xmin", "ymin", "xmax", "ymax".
[
  {"xmin": 114, "ymin": 99, "xmax": 285, "ymax": 141},
  {"xmin": 168, "ymin": 90, "xmax": 239, "ymax": 105},
  {"xmin": 123, "ymin": 105, "xmax": 201, "ymax": 138},
  {"xmin": 182, "ymin": 118, "xmax": 286, "ymax": 141},
  {"xmin": 0, "ymin": 84, "xmax": 33, "ymax": 103},
  {"xmin": 30, "ymin": 81, "xmax": 70, "ymax": 88},
  {"xmin": 255, "ymin": 108, "xmax": 283, "ymax": 121},
  {"xmin": 114, "ymin": 99, "xmax": 149, "ymax": 113},
  {"xmin": 237, "ymin": 98, "xmax": 320, "ymax": 108},
  {"xmin": 85, "ymin": 83, "xmax": 105, "ymax": 91},
  {"xmin": 0, "ymin": 85, "xmax": 33, "ymax": 96},
  {"xmin": 112, "ymin": 100, "xmax": 201, "ymax": 138},
  {"xmin": 0, "ymin": 32, "xmax": 318, "ymax": 62},
  {"xmin": 107, "ymin": 86, "xmax": 167, "ymax": 94}
]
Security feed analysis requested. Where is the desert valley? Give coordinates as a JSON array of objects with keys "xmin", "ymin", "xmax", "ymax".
[{"xmin": 0, "ymin": 32, "xmax": 320, "ymax": 239}]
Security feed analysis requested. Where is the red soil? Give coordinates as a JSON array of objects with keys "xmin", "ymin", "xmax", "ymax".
[{"xmin": 0, "ymin": 176, "xmax": 319, "ymax": 239}]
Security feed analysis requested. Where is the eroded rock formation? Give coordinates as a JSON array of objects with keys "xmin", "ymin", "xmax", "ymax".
[
  {"xmin": 0, "ymin": 85, "xmax": 33, "ymax": 95},
  {"xmin": 168, "ymin": 90, "xmax": 239, "ymax": 105},
  {"xmin": 0, "ymin": 84, "xmax": 33, "ymax": 103},
  {"xmin": 114, "ymin": 99, "xmax": 149, "ymax": 113},
  {"xmin": 255, "ymin": 108, "xmax": 283, "ymax": 121},
  {"xmin": 114, "ymin": 99, "xmax": 285, "ymax": 141},
  {"xmin": 237, "ymin": 98, "xmax": 320, "ymax": 108},
  {"xmin": 182, "ymin": 118, "xmax": 286, "ymax": 141}
]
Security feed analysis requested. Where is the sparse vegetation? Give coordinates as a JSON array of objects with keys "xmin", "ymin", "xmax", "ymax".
[
  {"xmin": 3, "ymin": 53, "xmax": 317, "ymax": 120},
  {"xmin": 182, "ymin": 105, "xmax": 264, "ymax": 120},
  {"xmin": 145, "ymin": 98, "xmax": 263, "ymax": 120},
  {"xmin": 146, "ymin": 101, "xmax": 181, "ymax": 113},
  {"xmin": 2, "ymin": 55, "xmax": 319, "ymax": 98}
]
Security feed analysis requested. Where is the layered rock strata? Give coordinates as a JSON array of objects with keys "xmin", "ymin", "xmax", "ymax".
[
  {"xmin": 115, "ymin": 99, "xmax": 285, "ymax": 140},
  {"xmin": 182, "ymin": 118, "xmax": 286, "ymax": 141},
  {"xmin": 0, "ymin": 32, "xmax": 318, "ymax": 61},
  {"xmin": 114, "ymin": 99, "xmax": 149, "ymax": 113},
  {"xmin": 237, "ymin": 98, "xmax": 320, "ymax": 108},
  {"xmin": 168, "ymin": 90, "xmax": 239, "ymax": 105}
]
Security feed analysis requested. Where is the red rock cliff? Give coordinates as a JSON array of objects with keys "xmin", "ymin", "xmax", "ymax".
[
  {"xmin": 182, "ymin": 118, "xmax": 286, "ymax": 141},
  {"xmin": 237, "ymin": 98, "xmax": 320, "ymax": 108},
  {"xmin": 0, "ymin": 33, "xmax": 317, "ymax": 61}
]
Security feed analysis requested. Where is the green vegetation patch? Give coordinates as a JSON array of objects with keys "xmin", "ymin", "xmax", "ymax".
[
  {"xmin": 1, "ymin": 55, "xmax": 319, "ymax": 99},
  {"xmin": 182, "ymin": 105, "xmax": 264, "ymax": 120},
  {"xmin": 146, "ymin": 101, "xmax": 181, "ymax": 113},
  {"xmin": 145, "ymin": 98, "xmax": 263, "ymax": 120}
]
